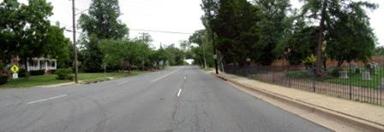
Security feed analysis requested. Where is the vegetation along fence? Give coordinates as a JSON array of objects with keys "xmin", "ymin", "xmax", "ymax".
[{"xmin": 224, "ymin": 64, "xmax": 384, "ymax": 106}]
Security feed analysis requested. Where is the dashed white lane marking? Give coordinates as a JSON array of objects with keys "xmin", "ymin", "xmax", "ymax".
[
  {"xmin": 27, "ymin": 94, "xmax": 68, "ymax": 105},
  {"xmin": 184, "ymin": 76, "xmax": 187, "ymax": 80},
  {"xmin": 151, "ymin": 70, "xmax": 179, "ymax": 83},
  {"xmin": 177, "ymin": 89, "xmax": 182, "ymax": 97}
]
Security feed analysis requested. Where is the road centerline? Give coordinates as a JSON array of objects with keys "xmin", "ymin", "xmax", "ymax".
[
  {"xmin": 177, "ymin": 89, "xmax": 182, "ymax": 97},
  {"xmin": 26, "ymin": 94, "xmax": 68, "ymax": 105}
]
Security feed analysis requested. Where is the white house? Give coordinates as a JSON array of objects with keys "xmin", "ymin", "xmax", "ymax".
[{"xmin": 25, "ymin": 57, "xmax": 57, "ymax": 72}]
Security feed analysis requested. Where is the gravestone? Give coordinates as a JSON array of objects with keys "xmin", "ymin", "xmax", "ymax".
[
  {"xmin": 351, "ymin": 64, "xmax": 358, "ymax": 73},
  {"xmin": 339, "ymin": 71, "xmax": 348, "ymax": 79},
  {"xmin": 379, "ymin": 78, "xmax": 384, "ymax": 89},
  {"xmin": 372, "ymin": 63, "xmax": 378, "ymax": 75},
  {"xmin": 362, "ymin": 71, "xmax": 371, "ymax": 80}
]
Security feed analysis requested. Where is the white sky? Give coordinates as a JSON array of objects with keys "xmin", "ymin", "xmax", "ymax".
[{"xmin": 5, "ymin": 0, "xmax": 384, "ymax": 48}]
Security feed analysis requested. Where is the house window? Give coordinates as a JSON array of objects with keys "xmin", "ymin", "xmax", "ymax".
[{"xmin": 51, "ymin": 61, "xmax": 55, "ymax": 67}]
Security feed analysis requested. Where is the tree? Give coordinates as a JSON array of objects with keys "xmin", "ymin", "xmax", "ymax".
[
  {"xmin": 79, "ymin": 0, "xmax": 128, "ymax": 39},
  {"xmin": 326, "ymin": 4, "xmax": 376, "ymax": 66},
  {"xmin": 189, "ymin": 29, "xmax": 214, "ymax": 67},
  {"xmin": 0, "ymin": 0, "xmax": 23, "ymax": 64},
  {"xmin": 301, "ymin": 0, "xmax": 377, "ymax": 75},
  {"xmin": 179, "ymin": 40, "xmax": 190, "ymax": 52},
  {"xmin": 81, "ymin": 34, "xmax": 104, "ymax": 72},
  {"xmin": 136, "ymin": 32, "xmax": 153, "ymax": 44},
  {"xmin": 253, "ymin": 0, "xmax": 291, "ymax": 65},
  {"xmin": 164, "ymin": 44, "xmax": 185, "ymax": 66},
  {"xmin": 99, "ymin": 39, "xmax": 154, "ymax": 70},
  {"xmin": 19, "ymin": 0, "xmax": 54, "ymax": 60},
  {"xmin": 43, "ymin": 25, "xmax": 71, "ymax": 67},
  {"xmin": 210, "ymin": 0, "xmax": 260, "ymax": 65},
  {"xmin": 1, "ymin": 0, "xmax": 69, "ymax": 69},
  {"xmin": 79, "ymin": 0, "xmax": 128, "ymax": 72}
]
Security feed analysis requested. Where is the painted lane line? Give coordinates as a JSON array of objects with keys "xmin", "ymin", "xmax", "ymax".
[
  {"xmin": 27, "ymin": 94, "xmax": 68, "ymax": 105},
  {"xmin": 151, "ymin": 70, "xmax": 179, "ymax": 83},
  {"xmin": 184, "ymin": 76, "xmax": 187, "ymax": 80},
  {"xmin": 177, "ymin": 89, "xmax": 182, "ymax": 97}
]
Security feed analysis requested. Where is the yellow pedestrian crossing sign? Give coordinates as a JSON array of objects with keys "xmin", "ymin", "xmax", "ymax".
[{"xmin": 10, "ymin": 65, "xmax": 20, "ymax": 73}]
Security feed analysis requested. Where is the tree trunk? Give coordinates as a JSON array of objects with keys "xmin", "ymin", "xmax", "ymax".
[
  {"xmin": 323, "ymin": 57, "xmax": 327, "ymax": 72},
  {"xmin": 315, "ymin": 0, "xmax": 328, "ymax": 77},
  {"xmin": 337, "ymin": 60, "xmax": 344, "ymax": 68}
]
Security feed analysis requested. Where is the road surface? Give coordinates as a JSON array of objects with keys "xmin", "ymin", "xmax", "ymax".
[{"xmin": 0, "ymin": 66, "xmax": 330, "ymax": 132}]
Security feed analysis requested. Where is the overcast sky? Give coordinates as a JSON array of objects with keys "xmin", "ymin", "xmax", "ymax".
[{"xmin": 10, "ymin": 0, "xmax": 384, "ymax": 48}]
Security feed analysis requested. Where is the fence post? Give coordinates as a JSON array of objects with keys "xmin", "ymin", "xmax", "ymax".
[
  {"xmin": 312, "ymin": 75, "xmax": 316, "ymax": 92},
  {"xmin": 349, "ymin": 64, "xmax": 352, "ymax": 100},
  {"xmin": 287, "ymin": 65, "xmax": 291, "ymax": 87},
  {"xmin": 380, "ymin": 87, "xmax": 382, "ymax": 106},
  {"xmin": 272, "ymin": 67, "xmax": 275, "ymax": 83}
]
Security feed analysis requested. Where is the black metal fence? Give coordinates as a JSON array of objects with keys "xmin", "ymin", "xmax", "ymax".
[{"xmin": 224, "ymin": 64, "xmax": 384, "ymax": 106}]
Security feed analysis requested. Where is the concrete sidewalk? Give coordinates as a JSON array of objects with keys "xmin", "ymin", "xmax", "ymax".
[{"xmin": 216, "ymin": 72, "xmax": 384, "ymax": 131}]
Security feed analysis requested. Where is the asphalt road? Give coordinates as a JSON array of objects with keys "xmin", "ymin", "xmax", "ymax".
[{"xmin": 0, "ymin": 66, "xmax": 330, "ymax": 132}]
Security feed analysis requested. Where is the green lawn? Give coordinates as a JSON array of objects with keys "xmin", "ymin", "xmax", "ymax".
[
  {"xmin": 286, "ymin": 68, "xmax": 384, "ymax": 89},
  {"xmin": 0, "ymin": 71, "xmax": 142, "ymax": 88},
  {"xmin": 324, "ymin": 72, "xmax": 382, "ymax": 89}
]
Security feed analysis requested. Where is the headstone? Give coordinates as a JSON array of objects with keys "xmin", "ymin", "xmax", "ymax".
[
  {"xmin": 379, "ymin": 78, "xmax": 384, "ymax": 89},
  {"xmin": 339, "ymin": 71, "xmax": 348, "ymax": 79},
  {"xmin": 359, "ymin": 67, "xmax": 365, "ymax": 73},
  {"xmin": 373, "ymin": 63, "xmax": 379, "ymax": 74},
  {"xmin": 362, "ymin": 71, "xmax": 371, "ymax": 80},
  {"xmin": 351, "ymin": 64, "xmax": 357, "ymax": 73}
]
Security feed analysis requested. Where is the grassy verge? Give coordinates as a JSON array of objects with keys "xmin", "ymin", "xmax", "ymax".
[
  {"xmin": 286, "ymin": 69, "xmax": 384, "ymax": 89},
  {"xmin": 0, "ymin": 71, "xmax": 142, "ymax": 88}
]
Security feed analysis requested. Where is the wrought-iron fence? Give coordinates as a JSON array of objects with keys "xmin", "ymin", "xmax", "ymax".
[{"xmin": 224, "ymin": 64, "xmax": 384, "ymax": 106}]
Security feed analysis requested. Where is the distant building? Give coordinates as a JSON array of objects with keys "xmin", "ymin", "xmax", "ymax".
[{"xmin": 25, "ymin": 57, "xmax": 57, "ymax": 72}]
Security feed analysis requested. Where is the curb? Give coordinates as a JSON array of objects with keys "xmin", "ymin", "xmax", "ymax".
[
  {"xmin": 38, "ymin": 82, "xmax": 76, "ymax": 88},
  {"xmin": 79, "ymin": 77, "xmax": 115, "ymax": 84},
  {"xmin": 215, "ymin": 74, "xmax": 384, "ymax": 132}
]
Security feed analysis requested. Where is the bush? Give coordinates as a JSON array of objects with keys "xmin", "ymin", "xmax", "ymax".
[
  {"xmin": 330, "ymin": 68, "xmax": 342, "ymax": 77},
  {"xmin": 18, "ymin": 68, "xmax": 28, "ymax": 78},
  {"xmin": 0, "ymin": 75, "xmax": 7, "ymax": 85},
  {"xmin": 55, "ymin": 68, "xmax": 73, "ymax": 80},
  {"xmin": 30, "ymin": 70, "xmax": 45, "ymax": 76}
]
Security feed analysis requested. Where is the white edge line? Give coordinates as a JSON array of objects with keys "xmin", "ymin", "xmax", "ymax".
[
  {"xmin": 27, "ymin": 94, "xmax": 68, "ymax": 105},
  {"xmin": 177, "ymin": 89, "xmax": 182, "ymax": 97}
]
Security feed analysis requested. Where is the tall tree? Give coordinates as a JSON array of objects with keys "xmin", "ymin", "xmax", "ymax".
[
  {"xmin": 0, "ymin": 0, "xmax": 23, "ymax": 64},
  {"xmin": 325, "ymin": 2, "xmax": 377, "ymax": 66},
  {"xmin": 210, "ymin": 0, "xmax": 260, "ymax": 65},
  {"xmin": 301, "ymin": 0, "xmax": 377, "ymax": 75},
  {"xmin": 253, "ymin": 0, "xmax": 291, "ymax": 65},
  {"xmin": 1, "ymin": 0, "xmax": 69, "ymax": 68},
  {"xmin": 189, "ymin": 30, "xmax": 214, "ymax": 67},
  {"xmin": 79, "ymin": 0, "xmax": 128, "ymax": 72},
  {"xmin": 79, "ymin": 0, "xmax": 128, "ymax": 39}
]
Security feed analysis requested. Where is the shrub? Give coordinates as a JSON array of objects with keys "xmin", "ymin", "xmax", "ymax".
[
  {"xmin": 18, "ymin": 68, "xmax": 28, "ymax": 78},
  {"xmin": 302, "ymin": 54, "xmax": 317, "ymax": 68},
  {"xmin": 331, "ymin": 68, "xmax": 342, "ymax": 77},
  {"xmin": 0, "ymin": 75, "xmax": 7, "ymax": 85},
  {"xmin": 55, "ymin": 68, "xmax": 73, "ymax": 80},
  {"xmin": 30, "ymin": 70, "xmax": 45, "ymax": 76}
]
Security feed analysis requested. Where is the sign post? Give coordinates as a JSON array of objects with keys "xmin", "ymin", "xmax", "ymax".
[{"xmin": 10, "ymin": 65, "xmax": 20, "ymax": 79}]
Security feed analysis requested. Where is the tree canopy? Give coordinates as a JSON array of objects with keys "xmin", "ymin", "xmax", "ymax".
[
  {"xmin": 200, "ymin": 0, "xmax": 378, "ymax": 70},
  {"xmin": 0, "ymin": 0, "xmax": 70, "ymax": 68},
  {"xmin": 79, "ymin": 0, "xmax": 129, "ymax": 72}
]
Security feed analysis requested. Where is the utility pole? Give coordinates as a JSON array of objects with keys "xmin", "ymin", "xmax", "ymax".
[
  {"xmin": 212, "ymin": 31, "xmax": 219, "ymax": 74},
  {"xmin": 208, "ymin": 11, "xmax": 219, "ymax": 74},
  {"xmin": 72, "ymin": 0, "xmax": 79, "ymax": 83},
  {"xmin": 202, "ymin": 36, "xmax": 207, "ymax": 69}
]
